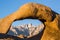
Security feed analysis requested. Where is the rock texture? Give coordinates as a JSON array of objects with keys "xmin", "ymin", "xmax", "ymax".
[
  {"xmin": 0, "ymin": 33, "xmax": 24, "ymax": 40},
  {"xmin": 0, "ymin": 2, "xmax": 60, "ymax": 40}
]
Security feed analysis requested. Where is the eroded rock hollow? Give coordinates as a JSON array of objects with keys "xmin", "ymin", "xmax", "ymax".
[{"xmin": 0, "ymin": 3, "xmax": 60, "ymax": 40}]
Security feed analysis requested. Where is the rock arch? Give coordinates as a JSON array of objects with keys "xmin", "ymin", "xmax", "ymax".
[{"xmin": 0, "ymin": 3, "xmax": 60, "ymax": 40}]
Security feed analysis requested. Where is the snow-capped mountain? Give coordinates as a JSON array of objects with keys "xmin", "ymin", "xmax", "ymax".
[{"xmin": 8, "ymin": 24, "xmax": 44, "ymax": 37}]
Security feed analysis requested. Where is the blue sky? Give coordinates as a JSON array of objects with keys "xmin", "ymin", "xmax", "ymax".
[{"xmin": 0, "ymin": 0, "xmax": 60, "ymax": 26}]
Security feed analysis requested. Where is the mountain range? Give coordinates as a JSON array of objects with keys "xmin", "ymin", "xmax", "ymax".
[{"xmin": 8, "ymin": 24, "xmax": 44, "ymax": 38}]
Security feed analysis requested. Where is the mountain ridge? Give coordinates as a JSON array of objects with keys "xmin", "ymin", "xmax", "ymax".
[{"xmin": 8, "ymin": 24, "xmax": 44, "ymax": 38}]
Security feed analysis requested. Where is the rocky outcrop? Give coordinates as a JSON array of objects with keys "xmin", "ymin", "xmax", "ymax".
[
  {"xmin": 0, "ymin": 33, "xmax": 24, "ymax": 40},
  {"xmin": 0, "ymin": 2, "xmax": 52, "ymax": 34},
  {"xmin": 0, "ymin": 2, "xmax": 60, "ymax": 40},
  {"xmin": 41, "ymin": 14, "xmax": 60, "ymax": 40}
]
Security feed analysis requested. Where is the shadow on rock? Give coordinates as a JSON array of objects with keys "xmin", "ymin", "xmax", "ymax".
[{"xmin": 0, "ymin": 33, "xmax": 24, "ymax": 40}]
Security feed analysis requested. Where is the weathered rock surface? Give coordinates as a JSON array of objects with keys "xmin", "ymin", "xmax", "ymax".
[
  {"xmin": 0, "ymin": 2, "xmax": 60, "ymax": 40},
  {"xmin": 0, "ymin": 33, "xmax": 24, "ymax": 40},
  {"xmin": 41, "ymin": 14, "xmax": 60, "ymax": 40},
  {"xmin": 0, "ymin": 2, "xmax": 52, "ymax": 33}
]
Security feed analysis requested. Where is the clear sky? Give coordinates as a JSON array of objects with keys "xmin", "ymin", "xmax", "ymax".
[{"xmin": 0, "ymin": 0, "xmax": 60, "ymax": 26}]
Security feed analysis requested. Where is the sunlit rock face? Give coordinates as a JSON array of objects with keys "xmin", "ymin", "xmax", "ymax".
[
  {"xmin": 0, "ymin": 2, "xmax": 52, "ymax": 34},
  {"xmin": 41, "ymin": 14, "xmax": 60, "ymax": 40},
  {"xmin": 0, "ymin": 2, "xmax": 60, "ymax": 40}
]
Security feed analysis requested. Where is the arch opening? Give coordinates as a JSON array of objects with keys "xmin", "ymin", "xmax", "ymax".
[{"xmin": 8, "ymin": 19, "xmax": 44, "ymax": 38}]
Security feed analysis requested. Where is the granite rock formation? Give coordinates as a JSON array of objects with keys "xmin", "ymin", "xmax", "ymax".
[
  {"xmin": 0, "ymin": 2, "xmax": 60, "ymax": 40},
  {"xmin": 8, "ymin": 24, "xmax": 44, "ymax": 38}
]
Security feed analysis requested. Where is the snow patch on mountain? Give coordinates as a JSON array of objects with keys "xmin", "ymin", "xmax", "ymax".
[{"xmin": 8, "ymin": 24, "xmax": 44, "ymax": 37}]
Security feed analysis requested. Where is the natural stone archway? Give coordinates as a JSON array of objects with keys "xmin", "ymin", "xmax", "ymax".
[
  {"xmin": 0, "ymin": 3, "xmax": 53, "ymax": 34},
  {"xmin": 0, "ymin": 3, "xmax": 60, "ymax": 40}
]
